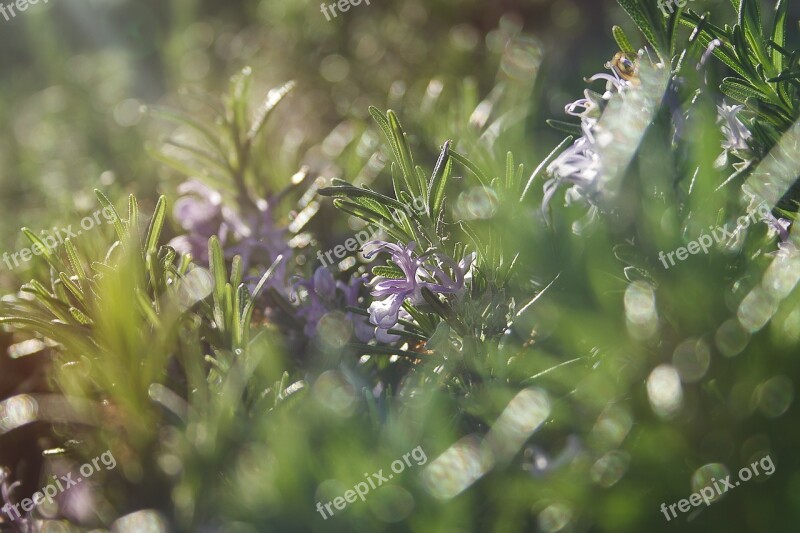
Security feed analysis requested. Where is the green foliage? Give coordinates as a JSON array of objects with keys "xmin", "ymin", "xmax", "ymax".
[
  {"xmin": 148, "ymin": 68, "xmax": 297, "ymax": 208},
  {"xmin": 2, "ymin": 1, "xmax": 800, "ymax": 532},
  {"xmin": 680, "ymin": 0, "xmax": 799, "ymax": 153}
]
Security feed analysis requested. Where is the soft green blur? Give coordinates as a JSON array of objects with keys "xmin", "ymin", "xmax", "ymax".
[{"xmin": 1, "ymin": 1, "xmax": 799, "ymax": 533}]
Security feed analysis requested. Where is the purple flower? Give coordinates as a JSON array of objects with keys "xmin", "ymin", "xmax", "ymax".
[
  {"xmin": 227, "ymin": 198, "xmax": 292, "ymax": 282},
  {"xmin": 292, "ymin": 267, "xmax": 336, "ymax": 337},
  {"xmin": 169, "ymin": 180, "xmax": 237, "ymax": 262},
  {"xmin": 373, "ymin": 308, "xmax": 412, "ymax": 344},
  {"xmin": 292, "ymin": 268, "xmax": 374, "ymax": 342},
  {"xmin": 338, "ymin": 276, "xmax": 377, "ymax": 343},
  {"xmin": 364, "ymin": 241, "xmax": 472, "ymax": 332},
  {"xmin": 170, "ymin": 180, "xmax": 292, "ymax": 291}
]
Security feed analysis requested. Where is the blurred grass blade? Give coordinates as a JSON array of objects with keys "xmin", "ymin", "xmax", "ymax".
[
  {"xmin": 144, "ymin": 196, "xmax": 167, "ymax": 257},
  {"xmin": 387, "ymin": 110, "xmax": 421, "ymax": 197},
  {"xmin": 63, "ymin": 239, "xmax": 86, "ymax": 284},
  {"xmin": 95, "ymin": 189, "xmax": 127, "ymax": 246},
  {"xmin": 520, "ymin": 136, "xmax": 573, "ymax": 202},
  {"xmin": 248, "ymin": 81, "xmax": 296, "ymax": 141}
]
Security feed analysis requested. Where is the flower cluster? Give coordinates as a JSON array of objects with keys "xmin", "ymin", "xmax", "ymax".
[
  {"xmin": 291, "ymin": 267, "xmax": 375, "ymax": 341},
  {"xmin": 543, "ymin": 56, "xmax": 640, "ymax": 218},
  {"xmin": 365, "ymin": 241, "xmax": 473, "ymax": 336},
  {"xmin": 169, "ymin": 179, "xmax": 292, "ymax": 291}
]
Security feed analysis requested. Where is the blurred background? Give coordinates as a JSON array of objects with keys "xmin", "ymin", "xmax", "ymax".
[
  {"xmin": 2, "ymin": 0, "xmax": 800, "ymax": 532},
  {"xmin": 0, "ymin": 0, "xmax": 641, "ymax": 253}
]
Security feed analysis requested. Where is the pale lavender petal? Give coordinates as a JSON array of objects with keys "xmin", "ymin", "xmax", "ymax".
[{"xmin": 369, "ymin": 292, "xmax": 406, "ymax": 329}]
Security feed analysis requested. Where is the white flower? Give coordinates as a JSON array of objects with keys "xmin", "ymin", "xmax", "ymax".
[
  {"xmin": 718, "ymin": 102, "xmax": 752, "ymax": 152},
  {"xmin": 543, "ymin": 62, "xmax": 636, "ymax": 218}
]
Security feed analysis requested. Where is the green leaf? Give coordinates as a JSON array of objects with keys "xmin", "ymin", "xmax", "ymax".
[
  {"xmin": 207, "ymin": 236, "xmax": 228, "ymax": 335},
  {"xmin": 372, "ymin": 265, "xmax": 405, "ymax": 279},
  {"xmin": 164, "ymin": 139, "xmax": 230, "ymax": 175},
  {"xmin": 402, "ymin": 300, "xmax": 436, "ymax": 333},
  {"xmin": 58, "ymin": 272, "xmax": 86, "ymax": 307},
  {"xmin": 135, "ymin": 287, "xmax": 160, "ymax": 327},
  {"xmin": 127, "ymin": 195, "xmax": 140, "ymax": 246},
  {"xmin": 332, "ymin": 199, "xmax": 411, "ymax": 242},
  {"xmin": 721, "ymin": 77, "xmax": 770, "ymax": 103},
  {"xmin": 94, "ymin": 189, "xmax": 127, "ymax": 245},
  {"xmin": 739, "ymin": 0, "xmax": 763, "ymax": 43},
  {"xmin": 731, "ymin": 24, "xmax": 763, "ymax": 82},
  {"xmin": 223, "ymin": 283, "xmax": 234, "ymax": 335},
  {"xmin": 390, "ymin": 162, "xmax": 404, "ymax": 203},
  {"xmin": 612, "ymin": 25, "xmax": 636, "ymax": 53},
  {"xmin": 232, "ymin": 283, "xmax": 247, "ymax": 347},
  {"xmin": 617, "ymin": 0, "xmax": 666, "ymax": 57},
  {"xmin": 318, "ymin": 185, "xmax": 407, "ymax": 212},
  {"xmin": 69, "ymin": 307, "xmax": 93, "ymax": 326},
  {"xmin": 771, "ymin": 0, "xmax": 788, "ymax": 71},
  {"xmin": 427, "ymin": 140, "xmax": 452, "ymax": 220},
  {"xmin": 370, "ymin": 108, "xmax": 411, "ymax": 198},
  {"xmin": 504, "ymin": 151, "xmax": 515, "ymax": 192},
  {"xmin": 230, "ymin": 67, "xmax": 253, "ymax": 143},
  {"xmin": 414, "ymin": 165, "xmax": 428, "ymax": 204},
  {"xmin": 20, "ymin": 282, "xmax": 71, "ymax": 322},
  {"xmin": 23, "ymin": 279, "xmax": 52, "ymax": 299},
  {"xmin": 21, "ymin": 228, "xmax": 59, "ymax": 270},
  {"xmin": 667, "ymin": 3, "xmax": 686, "ymax": 56},
  {"xmin": 767, "ymin": 70, "xmax": 800, "ymax": 83},
  {"xmin": 546, "ymin": 119, "xmax": 582, "ymax": 136},
  {"xmin": 144, "ymin": 196, "xmax": 167, "ymax": 257},
  {"xmin": 368, "ymin": 106, "xmax": 394, "ymax": 150},
  {"xmin": 230, "ymin": 255, "xmax": 243, "ymax": 289},
  {"xmin": 739, "ymin": 0, "xmax": 774, "ymax": 78},
  {"xmin": 690, "ymin": 30, "xmax": 749, "ymax": 79},
  {"xmin": 209, "ymin": 236, "xmax": 228, "ymax": 304},
  {"xmin": 450, "ymin": 150, "xmax": 490, "ymax": 187},
  {"xmin": 248, "ymin": 81, "xmax": 296, "ymax": 142},
  {"xmin": 64, "ymin": 239, "xmax": 86, "ymax": 284},
  {"xmin": 0, "ymin": 316, "xmax": 85, "ymax": 340},
  {"xmin": 387, "ymin": 110, "xmax": 421, "ymax": 198}
]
